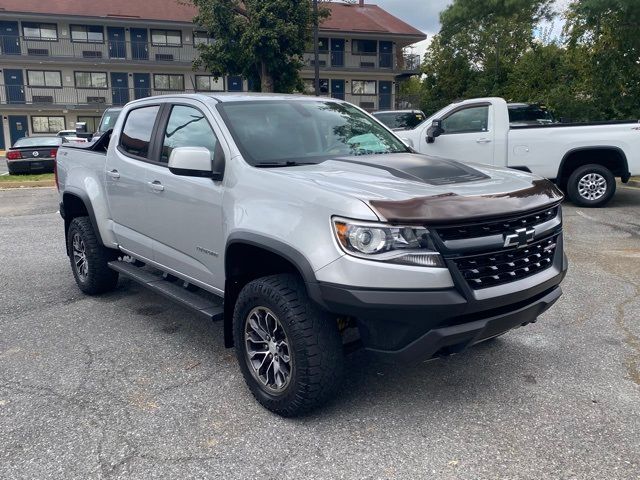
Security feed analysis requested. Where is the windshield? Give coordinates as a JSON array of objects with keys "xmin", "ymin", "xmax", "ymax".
[
  {"xmin": 217, "ymin": 100, "xmax": 410, "ymax": 166},
  {"xmin": 13, "ymin": 137, "xmax": 61, "ymax": 147},
  {"xmin": 508, "ymin": 105, "xmax": 556, "ymax": 124},
  {"xmin": 374, "ymin": 111, "xmax": 426, "ymax": 130},
  {"xmin": 97, "ymin": 109, "xmax": 122, "ymax": 133}
]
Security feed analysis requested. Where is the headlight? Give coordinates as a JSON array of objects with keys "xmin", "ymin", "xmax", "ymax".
[{"xmin": 332, "ymin": 218, "xmax": 445, "ymax": 268}]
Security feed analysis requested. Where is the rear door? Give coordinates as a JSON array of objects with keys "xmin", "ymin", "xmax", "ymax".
[
  {"xmin": 143, "ymin": 101, "xmax": 226, "ymax": 290},
  {"xmin": 420, "ymin": 103, "xmax": 496, "ymax": 165},
  {"xmin": 105, "ymin": 104, "xmax": 162, "ymax": 259}
]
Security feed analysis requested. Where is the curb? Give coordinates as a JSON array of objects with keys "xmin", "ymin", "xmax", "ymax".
[
  {"xmin": 625, "ymin": 179, "xmax": 640, "ymax": 189},
  {"xmin": 0, "ymin": 181, "xmax": 56, "ymax": 189}
]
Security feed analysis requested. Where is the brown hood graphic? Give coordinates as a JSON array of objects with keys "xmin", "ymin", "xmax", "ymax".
[{"xmin": 369, "ymin": 180, "xmax": 564, "ymax": 225}]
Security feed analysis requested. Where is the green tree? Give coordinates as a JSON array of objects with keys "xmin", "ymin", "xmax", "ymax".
[
  {"xmin": 190, "ymin": 0, "xmax": 327, "ymax": 93},
  {"xmin": 565, "ymin": 0, "xmax": 640, "ymax": 119},
  {"xmin": 437, "ymin": 0, "xmax": 554, "ymax": 95}
]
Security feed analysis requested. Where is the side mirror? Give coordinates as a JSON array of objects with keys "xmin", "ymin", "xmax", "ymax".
[
  {"xmin": 426, "ymin": 119, "xmax": 443, "ymax": 144},
  {"xmin": 168, "ymin": 146, "xmax": 224, "ymax": 180}
]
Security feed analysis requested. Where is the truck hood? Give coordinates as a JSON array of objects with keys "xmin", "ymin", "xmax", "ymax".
[{"xmin": 268, "ymin": 153, "xmax": 563, "ymax": 224}]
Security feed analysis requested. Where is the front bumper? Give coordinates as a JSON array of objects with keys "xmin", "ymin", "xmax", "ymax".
[{"xmin": 311, "ymin": 236, "xmax": 567, "ymax": 363}]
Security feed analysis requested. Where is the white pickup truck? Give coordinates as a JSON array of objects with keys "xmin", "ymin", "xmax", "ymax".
[{"xmin": 400, "ymin": 97, "xmax": 640, "ymax": 207}]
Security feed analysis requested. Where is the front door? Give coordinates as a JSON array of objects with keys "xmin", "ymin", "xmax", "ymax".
[
  {"xmin": 130, "ymin": 28, "xmax": 148, "ymax": 60},
  {"xmin": 0, "ymin": 21, "xmax": 21, "ymax": 55},
  {"xmin": 110, "ymin": 72, "xmax": 130, "ymax": 105},
  {"xmin": 331, "ymin": 39, "xmax": 345, "ymax": 67},
  {"xmin": 227, "ymin": 76, "xmax": 243, "ymax": 92},
  {"xmin": 4, "ymin": 69, "xmax": 25, "ymax": 104},
  {"xmin": 133, "ymin": 73, "xmax": 151, "ymax": 99},
  {"xmin": 331, "ymin": 79, "xmax": 345, "ymax": 100},
  {"xmin": 420, "ymin": 103, "xmax": 496, "ymax": 165},
  {"xmin": 379, "ymin": 41, "xmax": 393, "ymax": 68},
  {"xmin": 8, "ymin": 116, "xmax": 28, "ymax": 146},
  {"xmin": 378, "ymin": 81, "xmax": 392, "ymax": 110},
  {"xmin": 144, "ymin": 103, "xmax": 225, "ymax": 289},
  {"xmin": 105, "ymin": 104, "xmax": 161, "ymax": 259},
  {"xmin": 107, "ymin": 27, "xmax": 126, "ymax": 59}
]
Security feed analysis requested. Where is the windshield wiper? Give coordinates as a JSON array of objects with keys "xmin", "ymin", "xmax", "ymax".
[{"xmin": 256, "ymin": 161, "xmax": 318, "ymax": 168}]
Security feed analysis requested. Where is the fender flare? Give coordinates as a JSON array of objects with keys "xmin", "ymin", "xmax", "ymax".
[
  {"xmin": 557, "ymin": 146, "xmax": 630, "ymax": 182},
  {"xmin": 223, "ymin": 232, "xmax": 325, "ymax": 347},
  {"xmin": 61, "ymin": 188, "xmax": 105, "ymax": 251}
]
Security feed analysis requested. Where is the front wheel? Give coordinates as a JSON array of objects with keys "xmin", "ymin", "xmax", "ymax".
[
  {"xmin": 233, "ymin": 274, "xmax": 344, "ymax": 417},
  {"xmin": 566, "ymin": 164, "xmax": 616, "ymax": 208}
]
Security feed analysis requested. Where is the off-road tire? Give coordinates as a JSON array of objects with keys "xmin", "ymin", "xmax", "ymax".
[
  {"xmin": 567, "ymin": 164, "xmax": 616, "ymax": 208},
  {"xmin": 67, "ymin": 217, "xmax": 119, "ymax": 295},
  {"xmin": 233, "ymin": 274, "xmax": 344, "ymax": 417}
]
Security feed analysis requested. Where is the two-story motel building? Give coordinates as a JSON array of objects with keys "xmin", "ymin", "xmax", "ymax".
[{"xmin": 0, "ymin": 0, "xmax": 425, "ymax": 148}]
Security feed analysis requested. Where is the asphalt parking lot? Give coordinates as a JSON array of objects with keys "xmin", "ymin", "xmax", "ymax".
[{"xmin": 0, "ymin": 185, "xmax": 639, "ymax": 480}]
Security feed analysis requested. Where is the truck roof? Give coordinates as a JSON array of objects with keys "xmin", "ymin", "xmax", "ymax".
[{"xmin": 127, "ymin": 93, "xmax": 338, "ymax": 106}]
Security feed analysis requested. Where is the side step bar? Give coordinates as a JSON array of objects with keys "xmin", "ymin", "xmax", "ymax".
[{"xmin": 108, "ymin": 261, "xmax": 224, "ymax": 322}]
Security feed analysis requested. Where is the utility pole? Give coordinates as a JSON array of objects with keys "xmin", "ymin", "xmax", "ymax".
[{"xmin": 313, "ymin": 0, "xmax": 320, "ymax": 96}]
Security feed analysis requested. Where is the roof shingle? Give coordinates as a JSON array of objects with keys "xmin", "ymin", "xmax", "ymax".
[{"xmin": 0, "ymin": 1, "xmax": 426, "ymax": 38}]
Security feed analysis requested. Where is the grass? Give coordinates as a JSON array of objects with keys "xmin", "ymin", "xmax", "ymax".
[{"xmin": 0, "ymin": 173, "xmax": 55, "ymax": 182}]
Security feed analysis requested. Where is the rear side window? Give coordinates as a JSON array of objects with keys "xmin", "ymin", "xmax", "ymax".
[{"xmin": 119, "ymin": 106, "xmax": 160, "ymax": 158}]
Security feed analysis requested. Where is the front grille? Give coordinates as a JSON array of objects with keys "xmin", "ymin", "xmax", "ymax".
[
  {"xmin": 435, "ymin": 206, "xmax": 559, "ymax": 241},
  {"xmin": 452, "ymin": 235, "xmax": 558, "ymax": 289}
]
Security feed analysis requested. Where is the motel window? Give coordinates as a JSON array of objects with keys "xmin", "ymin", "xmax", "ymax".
[
  {"xmin": 195, "ymin": 75, "xmax": 224, "ymax": 91},
  {"xmin": 151, "ymin": 29, "xmax": 182, "ymax": 46},
  {"xmin": 351, "ymin": 80, "xmax": 377, "ymax": 95},
  {"xmin": 352, "ymin": 39, "xmax": 377, "ymax": 54},
  {"xmin": 77, "ymin": 116, "xmax": 102, "ymax": 133},
  {"xmin": 31, "ymin": 116, "xmax": 65, "ymax": 134},
  {"xmin": 194, "ymin": 32, "xmax": 215, "ymax": 46},
  {"xmin": 154, "ymin": 74, "xmax": 184, "ymax": 91},
  {"xmin": 70, "ymin": 25, "xmax": 104, "ymax": 43},
  {"xmin": 22, "ymin": 22, "xmax": 58, "ymax": 41},
  {"xmin": 75, "ymin": 72, "xmax": 108, "ymax": 88},
  {"xmin": 27, "ymin": 71, "xmax": 62, "ymax": 87}
]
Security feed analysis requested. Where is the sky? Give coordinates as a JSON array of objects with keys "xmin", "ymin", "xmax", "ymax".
[
  {"xmin": 372, "ymin": 0, "xmax": 453, "ymax": 55},
  {"xmin": 369, "ymin": 0, "xmax": 571, "ymax": 56}
]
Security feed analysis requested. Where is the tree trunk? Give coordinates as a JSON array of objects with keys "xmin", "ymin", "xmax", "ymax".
[{"xmin": 260, "ymin": 62, "xmax": 275, "ymax": 93}]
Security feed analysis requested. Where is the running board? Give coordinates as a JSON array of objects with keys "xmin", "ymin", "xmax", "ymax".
[{"xmin": 108, "ymin": 261, "xmax": 224, "ymax": 322}]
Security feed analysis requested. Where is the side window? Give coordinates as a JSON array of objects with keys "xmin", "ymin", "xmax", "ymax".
[
  {"xmin": 441, "ymin": 105, "xmax": 489, "ymax": 134},
  {"xmin": 161, "ymin": 105, "xmax": 219, "ymax": 163},
  {"xmin": 120, "ymin": 106, "xmax": 160, "ymax": 158}
]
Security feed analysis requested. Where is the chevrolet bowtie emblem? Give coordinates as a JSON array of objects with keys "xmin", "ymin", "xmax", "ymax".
[{"xmin": 504, "ymin": 227, "xmax": 535, "ymax": 248}]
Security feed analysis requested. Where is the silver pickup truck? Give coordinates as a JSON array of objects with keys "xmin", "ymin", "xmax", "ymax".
[{"xmin": 56, "ymin": 94, "xmax": 567, "ymax": 416}]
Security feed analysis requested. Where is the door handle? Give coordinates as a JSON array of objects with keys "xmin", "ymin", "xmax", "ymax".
[
  {"xmin": 107, "ymin": 169, "xmax": 120, "ymax": 179},
  {"xmin": 148, "ymin": 181, "xmax": 164, "ymax": 192},
  {"xmin": 476, "ymin": 138, "xmax": 492, "ymax": 144}
]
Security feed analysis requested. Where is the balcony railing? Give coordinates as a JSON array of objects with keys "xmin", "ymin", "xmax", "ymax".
[
  {"xmin": 303, "ymin": 52, "xmax": 421, "ymax": 73},
  {"xmin": 0, "ymin": 85, "xmax": 208, "ymax": 108},
  {"xmin": 0, "ymin": 85, "xmax": 402, "ymax": 111},
  {"xmin": 0, "ymin": 35, "xmax": 199, "ymax": 64}
]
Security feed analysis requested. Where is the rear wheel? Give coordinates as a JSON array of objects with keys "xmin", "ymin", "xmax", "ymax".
[
  {"xmin": 67, "ymin": 217, "xmax": 119, "ymax": 295},
  {"xmin": 567, "ymin": 164, "xmax": 616, "ymax": 208},
  {"xmin": 233, "ymin": 274, "xmax": 343, "ymax": 417}
]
